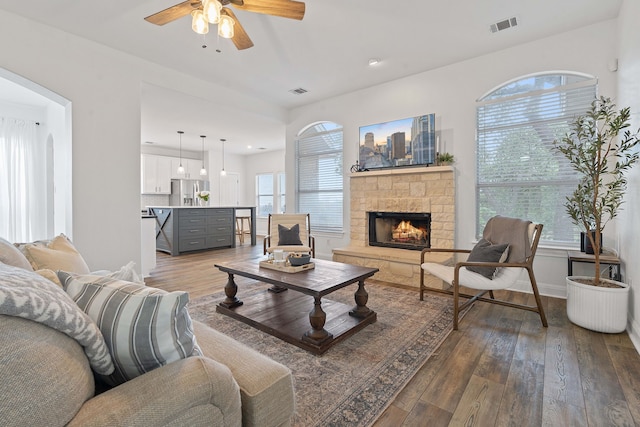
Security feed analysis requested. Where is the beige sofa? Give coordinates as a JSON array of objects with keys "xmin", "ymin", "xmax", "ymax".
[{"xmin": 0, "ymin": 237, "xmax": 295, "ymax": 427}]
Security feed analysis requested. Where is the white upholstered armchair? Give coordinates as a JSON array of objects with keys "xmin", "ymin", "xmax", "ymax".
[{"xmin": 263, "ymin": 213, "xmax": 315, "ymax": 257}]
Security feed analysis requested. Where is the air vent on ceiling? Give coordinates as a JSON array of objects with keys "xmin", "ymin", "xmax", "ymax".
[
  {"xmin": 490, "ymin": 16, "xmax": 518, "ymax": 33},
  {"xmin": 289, "ymin": 87, "xmax": 308, "ymax": 95}
]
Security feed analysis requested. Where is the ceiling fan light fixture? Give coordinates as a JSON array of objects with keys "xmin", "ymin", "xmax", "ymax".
[
  {"xmin": 145, "ymin": 0, "xmax": 305, "ymax": 50},
  {"xmin": 202, "ymin": 0, "xmax": 222, "ymax": 24},
  {"xmin": 191, "ymin": 10, "xmax": 209, "ymax": 35},
  {"xmin": 218, "ymin": 14, "xmax": 235, "ymax": 39}
]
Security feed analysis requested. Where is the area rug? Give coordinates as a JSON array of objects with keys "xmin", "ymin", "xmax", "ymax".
[{"xmin": 188, "ymin": 279, "xmax": 459, "ymax": 427}]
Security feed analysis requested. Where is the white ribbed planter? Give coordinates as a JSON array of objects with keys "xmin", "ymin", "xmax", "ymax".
[{"xmin": 566, "ymin": 276, "xmax": 629, "ymax": 333}]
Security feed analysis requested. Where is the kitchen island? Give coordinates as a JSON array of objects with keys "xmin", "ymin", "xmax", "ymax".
[{"xmin": 147, "ymin": 206, "xmax": 256, "ymax": 256}]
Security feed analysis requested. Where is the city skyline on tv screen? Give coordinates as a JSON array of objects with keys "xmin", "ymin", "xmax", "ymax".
[{"xmin": 358, "ymin": 114, "xmax": 436, "ymax": 170}]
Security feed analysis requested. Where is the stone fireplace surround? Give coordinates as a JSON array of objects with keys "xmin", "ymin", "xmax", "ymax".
[{"xmin": 332, "ymin": 166, "xmax": 455, "ymax": 288}]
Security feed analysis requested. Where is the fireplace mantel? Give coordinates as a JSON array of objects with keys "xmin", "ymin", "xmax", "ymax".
[
  {"xmin": 333, "ymin": 166, "xmax": 455, "ymax": 287},
  {"xmin": 349, "ymin": 165, "xmax": 453, "ymax": 178}
]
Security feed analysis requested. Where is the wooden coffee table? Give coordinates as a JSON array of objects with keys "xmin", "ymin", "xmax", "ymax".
[{"xmin": 214, "ymin": 259, "xmax": 379, "ymax": 354}]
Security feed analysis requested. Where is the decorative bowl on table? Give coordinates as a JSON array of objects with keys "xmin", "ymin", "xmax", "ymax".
[{"xmin": 288, "ymin": 253, "xmax": 311, "ymax": 266}]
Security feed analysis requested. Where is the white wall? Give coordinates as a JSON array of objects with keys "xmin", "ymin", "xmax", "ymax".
[
  {"xmin": 0, "ymin": 9, "xmax": 285, "ymax": 271},
  {"xmin": 286, "ymin": 20, "xmax": 619, "ymax": 295},
  {"xmin": 617, "ymin": 0, "xmax": 640, "ymax": 348},
  {"xmin": 0, "ymin": 99, "xmax": 44, "ymax": 122},
  {"xmin": 45, "ymin": 101, "xmax": 71, "ymax": 236}
]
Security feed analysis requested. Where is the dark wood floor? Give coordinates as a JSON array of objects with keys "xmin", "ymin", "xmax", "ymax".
[{"xmin": 146, "ymin": 242, "xmax": 640, "ymax": 427}]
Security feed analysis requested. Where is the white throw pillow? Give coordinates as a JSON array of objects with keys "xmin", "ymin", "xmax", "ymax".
[
  {"xmin": 0, "ymin": 237, "xmax": 34, "ymax": 271},
  {"xmin": 91, "ymin": 261, "xmax": 145, "ymax": 285},
  {"xmin": 58, "ymin": 272, "xmax": 201, "ymax": 386}
]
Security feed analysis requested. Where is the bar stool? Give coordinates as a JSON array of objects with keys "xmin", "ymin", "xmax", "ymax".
[{"xmin": 235, "ymin": 216, "xmax": 252, "ymax": 245}]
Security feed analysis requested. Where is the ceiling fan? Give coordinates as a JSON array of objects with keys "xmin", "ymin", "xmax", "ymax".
[{"xmin": 144, "ymin": 0, "xmax": 305, "ymax": 50}]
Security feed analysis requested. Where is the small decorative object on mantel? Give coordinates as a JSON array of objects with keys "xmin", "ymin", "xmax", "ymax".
[
  {"xmin": 436, "ymin": 152, "xmax": 454, "ymax": 166},
  {"xmin": 350, "ymin": 160, "xmax": 366, "ymax": 173},
  {"xmin": 196, "ymin": 190, "xmax": 210, "ymax": 206}
]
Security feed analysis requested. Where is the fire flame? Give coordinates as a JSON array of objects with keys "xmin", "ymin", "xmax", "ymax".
[{"xmin": 392, "ymin": 221, "xmax": 425, "ymax": 242}]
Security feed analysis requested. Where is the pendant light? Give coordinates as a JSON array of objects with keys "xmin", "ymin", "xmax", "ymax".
[
  {"xmin": 177, "ymin": 131, "xmax": 185, "ymax": 174},
  {"xmin": 220, "ymin": 138, "xmax": 227, "ymax": 176},
  {"xmin": 199, "ymin": 135, "xmax": 207, "ymax": 176}
]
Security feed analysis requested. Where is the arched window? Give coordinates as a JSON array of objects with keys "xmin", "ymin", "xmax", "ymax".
[
  {"xmin": 476, "ymin": 72, "xmax": 597, "ymax": 245},
  {"xmin": 296, "ymin": 122, "xmax": 343, "ymax": 233}
]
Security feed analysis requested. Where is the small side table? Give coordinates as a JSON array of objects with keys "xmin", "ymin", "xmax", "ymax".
[{"xmin": 567, "ymin": 251, "xmax": 622, "ymax": 281}]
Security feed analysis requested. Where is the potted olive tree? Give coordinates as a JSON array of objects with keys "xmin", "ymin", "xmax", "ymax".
[{"xmin": 554, "ymin": 96, "xmax": 640, "ymax": 333}]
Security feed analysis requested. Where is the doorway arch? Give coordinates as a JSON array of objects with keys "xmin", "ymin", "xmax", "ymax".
[{"xmin": 0, "ymin": 68, "xmax": 73, "ymax": 240}]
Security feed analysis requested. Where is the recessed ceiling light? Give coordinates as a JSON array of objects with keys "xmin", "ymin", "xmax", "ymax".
[
  {"xmin": 368, "ymin": 58, "xmax": 381, "ymax": 66},
  {"xmin": 247, "ymin": 145, "xmax": 252, "ymax": 149}
]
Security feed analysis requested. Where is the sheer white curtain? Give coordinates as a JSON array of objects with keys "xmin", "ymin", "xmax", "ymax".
[{"xmin": 0, "ymin": 117, "xmax": 47, "ymax": 242}]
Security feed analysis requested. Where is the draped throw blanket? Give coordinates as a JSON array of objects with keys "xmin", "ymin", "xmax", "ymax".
[
  {"xmin": 482, "ymin": 215, "xmax": 533, "ymax": 263},
  {"xmin": 0, "ymin": 263, "xmax": 114, "ymax": 375}
]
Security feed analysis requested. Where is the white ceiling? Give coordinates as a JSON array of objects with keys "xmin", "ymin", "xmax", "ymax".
[{"xmin": 0, "ymin": 0, "xmax": 622, "ymax": 153}]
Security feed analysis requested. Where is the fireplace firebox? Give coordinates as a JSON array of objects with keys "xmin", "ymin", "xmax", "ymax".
[{"xmin": 368, "ymin": 212, "xmax": 431, "ymax": 251}]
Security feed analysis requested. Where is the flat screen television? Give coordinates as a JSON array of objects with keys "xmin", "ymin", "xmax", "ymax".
[{"xmin": 358, "ymin": 114, "xmax": 436, "ymax": 171}]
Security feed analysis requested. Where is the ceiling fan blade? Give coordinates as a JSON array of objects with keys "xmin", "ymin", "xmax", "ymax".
[
  {"xmin": 233, "ymin": 0, "xmax": 305, "ymax": 20},
  {"xmin": 144, "ymin": 1, "xmax": 201, "ymax": 26},
  {"xmin": 221, "ymin": 8, "xmax": 254, "ymax": 50}
]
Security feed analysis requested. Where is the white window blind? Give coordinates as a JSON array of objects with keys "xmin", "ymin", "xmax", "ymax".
[
  {"xmin": 296, "ymin": 123, "xmax": 343, "ymax": 233},
  {"xmin": 476, "ymin": 74, "xmax": 597, "ymax": 244},
  {"xmin": 256, "ymin": 173, "xmax": 274, "ymax": 217}
]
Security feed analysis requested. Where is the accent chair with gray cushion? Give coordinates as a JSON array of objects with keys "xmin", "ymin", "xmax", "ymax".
[
  {"xmin": 419, "ymin": 216, "xmax": 548, "ymax": 330},
  {"xmin": 263, "ymin": 213, "xmax": 315, "ymax": 257},
  {"xmin": 0, "ymin": 236, "xmax": 295, "ymax": 427}
]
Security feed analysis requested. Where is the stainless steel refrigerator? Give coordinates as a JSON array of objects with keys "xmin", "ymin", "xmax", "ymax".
[{"xmin": 169, "ymin": 179, "xmax": 210, "ymax": 206}]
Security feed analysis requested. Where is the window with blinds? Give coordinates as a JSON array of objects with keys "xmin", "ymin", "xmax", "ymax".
[
  {"xmin": 296, "ymin": 122, "xmax": 343, "ymax": 233},
  {"xmin": 476, "ymin": 73, "xmax": 597, "ymax": 245},
  {"xmin": 256, "ymin": 173, "xmax": 274, "ymax": 217}
]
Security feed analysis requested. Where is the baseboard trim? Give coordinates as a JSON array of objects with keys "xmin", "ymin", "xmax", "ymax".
[
  {"xmin": 628, "ymin": 315, "xmax": 640, "ymax": 354},
  {"xmin": 508, "ymin": 279, "xmax": 566, "ymax": 299}
]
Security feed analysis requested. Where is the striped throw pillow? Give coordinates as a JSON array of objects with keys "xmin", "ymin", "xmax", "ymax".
[{"xmin": 58, "ymin": 272, "xmax": 202, "ymax": 386}]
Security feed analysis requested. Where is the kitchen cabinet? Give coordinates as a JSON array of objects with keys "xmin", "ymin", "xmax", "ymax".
[
  {"xmin": 141, "ymin": 215, "xmax": 157, "ymax": 277},
  {"xmin": 170, "ymin": 158, "xmax": 204, "ymax": 179},
  {"xmin": 148, "ymin": 207, "xmax": 235, "ymax": 255},
  {"xmin": 141, "ymin": 154, "xmax": 172, "ymax": 194}
]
